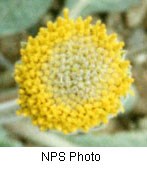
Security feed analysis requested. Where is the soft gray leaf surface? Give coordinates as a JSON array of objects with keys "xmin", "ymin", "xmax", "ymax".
[
  {"xmin": 65, "ymin": 0, "xmax": 140, "ymax": 18},
  {"xmin": 0, "ymin": 0, "xmax": 52, "ymax": 36},
  {"xmin": 62, "ymin": 131, "xmax": 147, "ymax": 147}
]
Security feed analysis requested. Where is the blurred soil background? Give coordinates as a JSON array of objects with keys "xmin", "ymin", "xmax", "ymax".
[{"xmin": 0, "ymin": 0, "xmax": 147, "ymax": 146}]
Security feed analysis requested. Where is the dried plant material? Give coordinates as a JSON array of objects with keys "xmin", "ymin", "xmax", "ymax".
[
  {"xmin": 126, "ymin": 0, "xmax": 147, "ymax": 28},
  {"xmin": 0, "ymin": 70, "xmax": 15, "ymax": 89}
]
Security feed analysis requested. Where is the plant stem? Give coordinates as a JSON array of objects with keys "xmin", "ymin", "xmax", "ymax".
[
  {"xmin": 0, "ymin": 99, "xmax": 18, "ymax": 113},
  {"xmin": 0, "ymin": 116, "xmax": 23, "ymax": 125},
  {"xmin": 6, "ymin": 120, "xmax": 77, "ymax": 147},
  {"xmin": 0, "ymin": 99, "xmax": 20, "ymax": 124}
]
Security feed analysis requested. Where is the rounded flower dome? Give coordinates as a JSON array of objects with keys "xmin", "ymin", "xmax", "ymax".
[{"xmin": 15, "ymin": 9, "xmax": 134, "ymax": 134}]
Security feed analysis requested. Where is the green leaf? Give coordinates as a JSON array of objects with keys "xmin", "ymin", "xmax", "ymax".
[
  {"xmin": 0, "ymin": 0, "xmax": 52, "ymax": 36},
  {"xmin": 65, "ymin": 0, "xmax": 140, "ymax": 18}
]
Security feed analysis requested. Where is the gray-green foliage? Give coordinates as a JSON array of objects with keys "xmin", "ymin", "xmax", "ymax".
[
  {"xmin": 122, "ymin": 86, "xmax": 138, "ymax": 113},
  {"xmin": 62, "ymin": 131, "xmax": 147, "ymax": 147},
  {"xmin": 0, "ymin": 0, "xmax": 52, "ymax": 36},
  {"xmin": 65, "ymin": 0, "xmax": 140, "ymax": 18},
  {"xmin": 0, "ymin": 127, "xmax": 22, "ymax": 147}
]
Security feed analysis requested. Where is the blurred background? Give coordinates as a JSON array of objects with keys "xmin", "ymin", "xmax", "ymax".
[{"xmin": 0, "ymin": 0, "xmax": 147, "ymax": 147}]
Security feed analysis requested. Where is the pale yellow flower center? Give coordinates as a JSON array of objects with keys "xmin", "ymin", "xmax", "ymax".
[{"xmin": 42, "ymin": 35, "xmax": 112, "ymax": 108}]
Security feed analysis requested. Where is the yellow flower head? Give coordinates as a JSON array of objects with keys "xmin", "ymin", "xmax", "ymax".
[{"xmin": 15, "ymin": 9, "xmax": 133, "ymax": 134}]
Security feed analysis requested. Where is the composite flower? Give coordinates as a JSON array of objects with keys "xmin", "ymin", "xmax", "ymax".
[{"xmin": 15, "ymin": 9, "xmax": 133, "ymax": 134}]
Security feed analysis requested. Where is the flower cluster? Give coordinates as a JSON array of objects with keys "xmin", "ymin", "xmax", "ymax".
[{"xmin": 15, "ymin": 9, "xmax": 133, "ymax": 134}]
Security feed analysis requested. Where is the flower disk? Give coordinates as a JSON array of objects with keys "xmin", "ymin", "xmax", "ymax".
[{"xmin": 15, "ymin": 9, "xmax": 134, "ymax": 134}]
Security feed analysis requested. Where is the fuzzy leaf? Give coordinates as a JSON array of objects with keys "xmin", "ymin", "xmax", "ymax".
[
  {"xmin": 65, "ymin": 0, "xmax": 140, "ymax": 18},
  {"xmin": 63, "ymin": 131, "xmax": 147, "ymax": 147},
  {"xmin": 0, "ymin": 0, "xmax": 52, "ymax": 36}
]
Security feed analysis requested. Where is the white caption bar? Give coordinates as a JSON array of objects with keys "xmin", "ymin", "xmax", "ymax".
[{"xmin": 0, "ymin": 148, "xmax": 146, "ymax": 169}]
